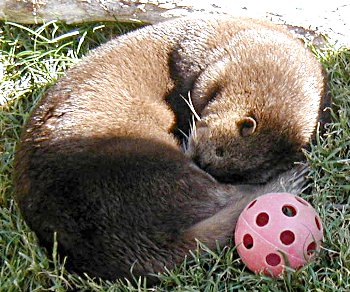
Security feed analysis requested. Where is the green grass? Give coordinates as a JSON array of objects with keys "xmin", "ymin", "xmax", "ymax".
[{"xmin": 1, "ymin": 20, "xmax": 349, "ymax": 291}]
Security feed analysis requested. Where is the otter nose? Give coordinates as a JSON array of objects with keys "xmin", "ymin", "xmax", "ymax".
[
  {"xmin": 215, "ymin": 146, "xmax": 225, "ymax": 158},
  {"xmin": 192, "ymin": 155, "xmax": 211, "ymax": 171}
]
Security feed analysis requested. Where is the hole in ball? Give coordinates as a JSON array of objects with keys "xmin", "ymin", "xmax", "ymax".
[
  {"xmin": 307, "ymin": 242, "xmax": 317, "ymax": 255},
  {"xmin": 295, "ymin": 196, "xmax": 309, "ymax": 206},
  {"xmin": 256, "ymin": 212, "xmax": 269, "ymax": 227},
  {"xmin": 243, "ymin": 234, "xmax": 254, "ymax": 249},
  {"xmin": 315, "ymin": 216, "xmax": 322, "ymax": 231},
  {"xmin": 282, "ymin": 205, "xmax": 297, "ymax": 217},
  {"xmin": 280, "ymin": 230, "xmax": 295, "ymax": 245},
  {"xmin": 266, "ymin": 253, "xmax": 281, "ymax": 266},
  {"xmin": 247, "ymin": 199, "xmax": 257, "ymax": 210}
]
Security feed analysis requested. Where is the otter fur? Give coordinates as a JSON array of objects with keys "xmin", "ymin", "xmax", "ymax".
[{"xmin": 14, "ymin": 16, "xmax": 329, "ymax": 282}]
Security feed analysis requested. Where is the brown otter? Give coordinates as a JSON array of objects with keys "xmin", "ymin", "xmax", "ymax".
[{"xmin": 13, "ymin": 16, "xmax": 329, "ymax": 282}]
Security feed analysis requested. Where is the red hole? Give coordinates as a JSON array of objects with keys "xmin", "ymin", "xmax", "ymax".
[
  {"xmin": 256, "ymin": 212, "xmax": 269, "ymax": 227},
  {"xmin": 307, "ymin": 242, "xmax": 317, "ymax": 255},
  {"xmin": 315, "ymin": 216, "xmax": 322, "ymax": 231},
  {"xmin": 280, "ymin": 230, "xmax": 295, "ymax": 245},
  {"xmin": 243, "ymin": 234, "xmax": 254, "ymax": 249},
  {"xmin": 282, "ymin": 205, "xmax": 297, "ymax": 217},
  {"xmin": 266, "ymin": 253, "xmax": 281, "ymax": 266},
  {"xmin": 295, "ymin": 196, "xmax": 309, "ymax": 206},
  {"xmin": 247, "ymin": 199, "xmax": 257, "ymax": 210}
]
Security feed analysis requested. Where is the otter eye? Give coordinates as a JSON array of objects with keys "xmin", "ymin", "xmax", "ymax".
[
  {"xmin": 238, "ymin": 116, "xmax": 257, "ymax": 137},
  {"xmin": 204, "ymin": 84, "xmax": 222, "ymax": 109}
]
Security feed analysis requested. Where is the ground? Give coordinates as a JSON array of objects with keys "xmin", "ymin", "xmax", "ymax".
[{"xmin": 222, "ymin": 0, "xmax": 350, "ymax": 47}]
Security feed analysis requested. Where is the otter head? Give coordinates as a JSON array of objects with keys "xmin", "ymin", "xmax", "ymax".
[
  {"xmin": 185, "ymin": 111, "xmax": 303, "ymax": 184},
  {"xmin": 185, "ymin": 49, "xmax": 321, "ymax": 184}
]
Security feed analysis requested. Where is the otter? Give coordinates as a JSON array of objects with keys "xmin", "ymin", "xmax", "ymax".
[{"xmin": 13, "ymin": 16, "xmax": 330, "ymax": 282}]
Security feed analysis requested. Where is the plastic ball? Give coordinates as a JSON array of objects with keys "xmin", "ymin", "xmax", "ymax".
[{"xmin": 234, "ymin": 192, "xmax": 323, "ymax": 276}]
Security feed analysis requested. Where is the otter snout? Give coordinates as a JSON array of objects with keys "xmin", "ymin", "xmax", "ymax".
[
  {"xmin": 186, "ymin": 115, "xmax": 257, "ymax": 171},
  {"xmin": 186, "ymin": 124, "xmax": 230, "ymax": 174}
]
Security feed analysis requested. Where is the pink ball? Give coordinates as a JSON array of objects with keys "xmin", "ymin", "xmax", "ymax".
[{"xmin": 234, "ymin": 193, "xmax": 323, "ymax": 276}]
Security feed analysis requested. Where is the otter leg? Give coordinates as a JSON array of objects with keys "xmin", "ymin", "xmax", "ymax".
[{"xmin": 182, "ymin": 164, "xmax": 309, "ymax": 247}]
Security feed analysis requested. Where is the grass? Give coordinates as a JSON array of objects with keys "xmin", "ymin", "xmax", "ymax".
[{"xmin": 0, "ymin": 20, "xmax": 349, "ymax": 291}]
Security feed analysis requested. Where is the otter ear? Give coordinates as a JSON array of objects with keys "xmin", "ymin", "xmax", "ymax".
[{"xmin": 238, "ymin": 116, "xmax": 257, "ymax": 137}]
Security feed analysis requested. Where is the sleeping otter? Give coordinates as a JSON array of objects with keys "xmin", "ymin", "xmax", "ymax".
[{"xmin": 13, "ymin": 16, "xmax": 330, "ymax": 282}]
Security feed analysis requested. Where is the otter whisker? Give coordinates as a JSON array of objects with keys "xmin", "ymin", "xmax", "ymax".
[
  {"xmin": 178, "ymin": 128, "xmax": 189, "ymax": 140},
  {"xmin": 181, "ymin": 92, "xmax": 201, "ymax": 121},
  {"xmin": 182, "ymin": 92, "xmax": 200, "ymax": 144},
  {"xmin": 178, "ymin": 128, "xmax": 189, "ymax": 152},
  {"xmin": 190, "ymin": 114, "xmax": 197, "ymax": 141}
]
